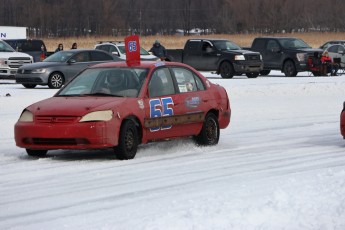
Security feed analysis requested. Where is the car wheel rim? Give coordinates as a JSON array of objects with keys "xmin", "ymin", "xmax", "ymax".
[{"xmin": 51, "ymin": 74, "xmax": 63, "ymax": 88}]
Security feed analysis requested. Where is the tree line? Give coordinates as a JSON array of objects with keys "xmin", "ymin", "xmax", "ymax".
[{"xmin": 1, "ymin": 0, "xmax": 344, "ymax": 38}]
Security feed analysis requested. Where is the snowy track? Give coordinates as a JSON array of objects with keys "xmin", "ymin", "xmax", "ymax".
[{"xmin": 1, "ymin": 72, "xmax": 345, "ymax": 230}]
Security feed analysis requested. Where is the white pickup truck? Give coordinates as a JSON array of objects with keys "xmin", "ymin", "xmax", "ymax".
[{"xmin": 0, "ymin": 39, "xmax": 33, "ymax": 79}]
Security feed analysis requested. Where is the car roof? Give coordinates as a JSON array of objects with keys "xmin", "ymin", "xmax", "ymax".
[
  {"xmin": 96, "ymin": 41, "xmax": 125, "ymax": 46},
  {"xmin": 90, "ymin": 61, "xmax": 192, "ymax": 69}
]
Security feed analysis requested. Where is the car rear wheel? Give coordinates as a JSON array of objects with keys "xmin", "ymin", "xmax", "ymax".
[
  {"xmin": 48, "ymin": 72, "xmax": 65, "ymax": 89},
  {"xmin": 219, "ymin": 61, "xmax": 234, "ymax": 78},
  {"xmin": 22, "ymin": 84, "xmax": 37, "ymax": 88},
  {"xmin": 114, "ymin": 120, "xmax": 138, "ymax": 160},
  {"xmin": 26, "ymin": 149, "xmax": 48, "ymax": 157},
  {"xmin": 283, "ymin": 60, "xmax": 297, "ymax": 77},
  {"xmin": 194, "ymin": 113, "xmax": 220, "ymax": 146},
  {"xmin": 246, "ymin": 72, "xmax": 259, "ymax": 78}
]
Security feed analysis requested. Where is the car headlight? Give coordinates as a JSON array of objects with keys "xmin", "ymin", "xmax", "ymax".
[
  {"xmin": 18, "ymin": 110, "xmax": 34, "ymax": 122},
  {"xmin": 31, "ymin": 68, "xmax": 46, "ymax": 74},
  {"xmin": 234, "ymin": 55, "xmax": 245, "ymax": 61},
  {"xmin": 296, "ymin": 53, "xmax": 307, "ymax": 62},
  {"xmin": 79, "ymin": 110, "xmax": 113, "ymax": 122}
]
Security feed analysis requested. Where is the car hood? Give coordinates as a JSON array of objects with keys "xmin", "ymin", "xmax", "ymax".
[
  {"xmin": 19, "ymin": 62, "xmax": 63, "ymax": 70},
  {"xmin": 0, "ymin": 51, "xmax": 32, "ymax": 58},
  {"xmin": 27, "ymin": 97, "xmax": 134, "ymax": 116}
]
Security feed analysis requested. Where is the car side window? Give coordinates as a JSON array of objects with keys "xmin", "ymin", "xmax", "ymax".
[
  {"xmin": 328, "ymin": 45, "xmax": 339, "ymax": 53},
  {"xmin": 91, "ymin": 51, "xmax": 113, "ymax": 61},
  {"xmin": 172, "ymin": 67, "xmax": 205, "ymax": 93},
  {"xmin": 267, "ymin": 40, "xmax": 279, "ymax": 52},
  {"xmin": 148, "ymin": 68, "xmax": 175, "ymax": 97},
  {"xmin": 72, "ymin": 52, "xmax": 89, "ymax": 62}
]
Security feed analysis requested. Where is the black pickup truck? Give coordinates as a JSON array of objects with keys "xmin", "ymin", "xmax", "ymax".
[
  {"xmin": 247, "ymin": 37, "xmax": 323, "ymax": 76},
  {"xmin": 166, "ymin": 39, "xmax": 263, "ymax": 78}
]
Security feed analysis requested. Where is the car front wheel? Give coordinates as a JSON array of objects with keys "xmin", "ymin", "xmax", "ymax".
[
  {"xmin": 219, "ymin": 61, "xmax": 234, "ymax": 78},
  {"xmin": 194, "ymin": 113, "xmax": 220, "ymax": 146},
  {"xmin": 114, "ymin": 120, "xmax": 138, "ymax": 160},
  {"xmin": 48, "ymin": 72, "xmax": 65, "ymax": 89},
  {"xmin": 283, "ymin": 60, "xmax": 297, "ymax": 77}
]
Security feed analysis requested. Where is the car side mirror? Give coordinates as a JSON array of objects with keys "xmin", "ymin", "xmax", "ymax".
[
  {"xmin": 112, "ymin": 51, "xmax": 120, "ymax": 56},
  {"xmin": 68, "ymin": 59, "xmax": 76, "ymax": 64}
]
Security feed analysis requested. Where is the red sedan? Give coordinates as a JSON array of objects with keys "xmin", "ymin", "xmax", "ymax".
[
  {"xmin": 341, "ymin": 102, "xmax": 345, "ymax": 138},
  {"xmin": 14, "ymin": 61, "xmax": 231, "ymax": 159}
]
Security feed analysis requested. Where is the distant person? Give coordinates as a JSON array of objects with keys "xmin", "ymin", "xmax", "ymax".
[
  {"xmin": 55, "ymin": 43, "xmax": 63, "ymax": 53},
  {"xmin": 321, "ymin": 51, "xmax": 338, "ymax": 76},
  {"xmin": 40, "ymin": 45, "xmax": 46, "ymax": 61},
  {"xmin": 71, "ymin": 43, "xmax": 77, "ymax": 49},
  {"xmin": 149, "ymin": 40, "xmax": 167, "ymax": 61}
]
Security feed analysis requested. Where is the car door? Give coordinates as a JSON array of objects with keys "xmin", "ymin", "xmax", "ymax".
[
  {"xmin": 64, "ymin": 51, "xmax": 91, "ymax": 82},
  {"xmin": 198, "ymin": 41, "xmax": 219, "ymax": 71},
  {"xmin": 263, "ymin": 39, "xmax": 283, "ymax": 68},
  {"xmin": 143, "ymin": 67, "xmax": 182, "ymax": 140},
  {"xmin": 170, "ymin": 66, "xmax": 210, "ymax": 136}
]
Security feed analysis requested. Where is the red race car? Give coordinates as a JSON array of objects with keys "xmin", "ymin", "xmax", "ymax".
[
  {"xmin": 14, "ymin": 36, "xmax": 231, "ymax": 160},
  {"xmin": 341, "ymin": 102, "xmax": 345, "ymax": 138}
]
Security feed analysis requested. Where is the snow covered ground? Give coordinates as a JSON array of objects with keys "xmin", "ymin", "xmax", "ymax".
[{"xmin": 1, "ymin": 71, "xmax": 345, "ymax": 230}]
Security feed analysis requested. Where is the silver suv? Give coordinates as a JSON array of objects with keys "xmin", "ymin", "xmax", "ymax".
[{"xmin": 95, "ymin": 41, "xmax": 159, "ymax": 61}]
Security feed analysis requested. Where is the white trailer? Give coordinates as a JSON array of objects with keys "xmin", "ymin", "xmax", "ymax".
[{"xmin": 0, "ymin": 26, "xmax": 27, "ymax": 39}]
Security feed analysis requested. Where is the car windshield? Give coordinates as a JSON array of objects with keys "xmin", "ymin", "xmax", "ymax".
[
  {"xmin": 43, "ymin": 51, "xmax": 74, "ymax": 62},
  {"xmin": 279, "ymin": 38, "xmax": 311, "ymax": 49},
  {"xmin": 58, "ymin": 67, "xmax": 148, "ymax": 98},
  {"xmin": 117, "ymin": 45, "xmax": 150, "ymax": 55},
  {"xmin": 0, "ymin": 41, "xmax": 15, "ymax": 52},
  {"xmin": 213, "ymin": 40, "xmax": 241, "ymax": 51}
]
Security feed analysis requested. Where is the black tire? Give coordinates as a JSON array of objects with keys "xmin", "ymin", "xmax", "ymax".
[
  {"xmin": 260, "ymin": 70, "xmax": 271, "ymax": 76},
  {"xmin": 194, "ymin": 113, "xmax": 220, "ymax": 146},
  {"xmin": 26, "ymin": 149, "xmax": 48, "ymax": 157},
  {"xmin": 219, "ymin": 62, "xmax": 234, "ymax": 79},
  {"xmin": 114, "ymin": 120, "xmax": 138, "ymax": 160},
  {"xmin": 48, "ymin": 72, "xmax": 65, "ymax": 89},
  {"xmin": 246, "ymin": 72, "xmax": 259, "ymax": 78},
  {"xmin": 283, "ymin": 60, "xmax": 297, "ymax": 77},
  {"xmin": 22, "ymin": 84, "xmax": 37, "ymax": 88}
]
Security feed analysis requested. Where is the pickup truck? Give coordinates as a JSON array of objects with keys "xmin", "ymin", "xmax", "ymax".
[
  {"xmin": 247, "ymin": 37, "xmax": 323, "ymax": 76},
  {"xmin": 0, "ymin": 39, "xmax": 33, "ymax": 79},
  {"xmin": 166, "ymin": 39, "xmax": 263, "ymax": 78}
]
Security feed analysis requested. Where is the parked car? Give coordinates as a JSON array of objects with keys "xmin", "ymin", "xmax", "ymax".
[
  {"xmin": 247, "ymin": 37, "xmax": 323, "ymax": 76},
  {"xmin": 3, "ymin": 39, "xmax": 53, "ymax": 62},
  {"xmin": 14, "ymin": 61, "xmax": 231, "ymax": 160},
  {"xmin": 0, "ymin": 39, "xmax": 33, "ymax": 79},
  {"xmin": 15, "ymin": 49, "xmax": 115, "ymax": 89},
  {"xmin": 95, "ymin": 41, "xmax": 159, "ymax": 61},
  {"xmin": 341, "ymin": 102, "xmax": 345, "ymax": 139},
  {"xmin": 324, "ymin": 44, "xmax": 345, "ymax": 68},
  {"xmin": 319, "ymin": 40, "xmax": 345, "ymax": 50},
  {"xmin": 166, "ymin": 39, "xmax": 263, "ymax": 78}
]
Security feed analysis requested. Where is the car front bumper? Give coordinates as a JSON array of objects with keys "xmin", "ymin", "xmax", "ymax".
[
  {"xmin": 14, "ymin": 120, "xmax": 118, "ymax": 150},
  {"xmin": 15, "ymin": 72, "xmax": 50, "ymax": 85}
]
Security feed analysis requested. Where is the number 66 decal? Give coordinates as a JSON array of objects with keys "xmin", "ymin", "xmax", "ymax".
[{"xmin": 149, "ymin": 97, "xmax": 174, "ymax": 131}]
